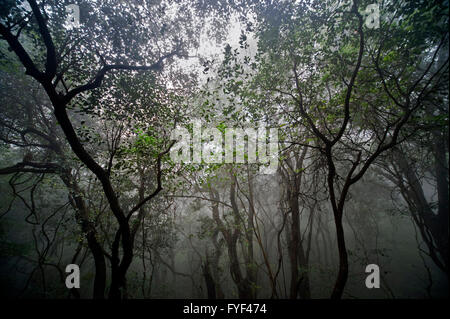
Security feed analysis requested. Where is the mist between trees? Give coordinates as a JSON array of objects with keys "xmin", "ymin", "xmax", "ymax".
[{"xmin": 0, "ymin": 0, "xmax": 448, "ymax": 299}]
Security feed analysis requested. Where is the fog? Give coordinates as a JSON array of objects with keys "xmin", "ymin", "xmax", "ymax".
[{"xmin": 0, "ymin": 0, "xmax": 448, "ymax": 300}]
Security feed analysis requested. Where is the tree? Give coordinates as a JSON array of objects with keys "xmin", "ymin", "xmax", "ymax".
[
  {"xmin": 0, "ymin": 0, "xmax": 447, "ymax": 300},
  {"xmin": 246, "ymin": 0, "xmax": 448, "ymax": 298},
  {"xmin": 0, "ymin": 0, "xmax": 237, "ymax": 298}
]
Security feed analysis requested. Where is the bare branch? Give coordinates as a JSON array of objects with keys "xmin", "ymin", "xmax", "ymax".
[{"xmin": 0, "ymin": 161, "xmax": 61, "ymax": 175}]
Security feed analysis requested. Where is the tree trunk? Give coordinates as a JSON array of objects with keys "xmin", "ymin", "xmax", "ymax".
[
  {"xmin": 202, "ymin": 261, "xmax": 217, "ymax": 299},
  {"xmin": 330, "ymin": 212, "xmax": 348, "ymax": 299},
  {"xmin": 62, "ymin": 172, "xmax": 106, "ymax": 299}
]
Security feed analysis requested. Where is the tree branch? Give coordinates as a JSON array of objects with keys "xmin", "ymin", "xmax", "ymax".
[
  {"xmin": 28, "ymin": 0, "xmax": 57, "ymax": 80},
  {"xmin": 127, "ymin": 140, "xmax": 176, "ymax": 221},
  {"xmin": 63, "ymin": 48, "xmax": 181, "ymax": 105},
  {"xmin": 0, "ymin": 161, "xmax": 61, "ymax": 175}
]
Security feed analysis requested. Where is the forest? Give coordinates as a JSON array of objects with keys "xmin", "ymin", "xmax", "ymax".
[{"xmin": 0, "ymin": 0, "xmax": 448, "ymax": 300}]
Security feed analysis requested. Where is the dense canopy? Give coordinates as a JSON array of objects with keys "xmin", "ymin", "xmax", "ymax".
[{"xmin": 0, "ymin": 0, "xmax": 448, "ymax": 301}]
